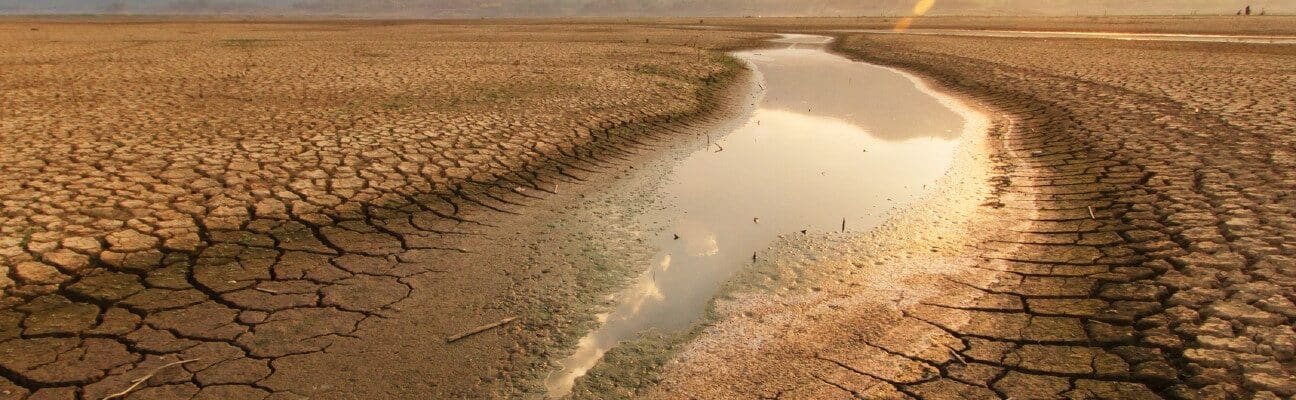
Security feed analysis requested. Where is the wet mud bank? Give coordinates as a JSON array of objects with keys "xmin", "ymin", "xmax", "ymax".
[{"xmin": 544, "ymin": 34, "xmax": 994, "ymax": 398}]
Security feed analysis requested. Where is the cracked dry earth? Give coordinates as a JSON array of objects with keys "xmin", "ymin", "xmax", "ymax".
[
  {"xmin": 0, "ymin": 21, "xmax": 769, "ymax": 399},
  {"xmin": 648, "ymin": 33, "xmax": 1296, "ymax": 399},
  {"xmin": 834, "ymin": 35, "xmax": 1296, "ymax": 400}
]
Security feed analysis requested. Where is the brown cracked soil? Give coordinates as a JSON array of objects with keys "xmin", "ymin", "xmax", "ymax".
[
  {"xmin": 3, "ymin": 16, "xmax": 1295, "ymax": 400},
  {"xmin": 0, "ymin": 20, "xmax": 768, "ymax": 399}
]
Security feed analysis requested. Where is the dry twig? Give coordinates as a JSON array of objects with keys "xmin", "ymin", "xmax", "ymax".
[
  {"xmin": 446, "ymin": 316, "xmax": 518, "ymax": 343},
  {"xmin": 101, "ymin": 358, "xmax": 200, "ymax": 400},
  {"xmin": 946, "ymin": 345, "xmax": 967, "ymax": 365}
]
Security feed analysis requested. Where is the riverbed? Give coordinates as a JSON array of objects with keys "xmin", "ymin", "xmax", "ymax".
[{"xmin": 545, "ymin": 33, "xmax": 980, "ymax": 397}]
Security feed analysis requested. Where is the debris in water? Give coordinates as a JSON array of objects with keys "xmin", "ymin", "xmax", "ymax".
[
  {"xmin": 446, "ymin": 316, "xmax": 518, "ymax": 343},
  {"xmin": 673, "ymin": 234, "xmax": 680, "ymax": 240}
]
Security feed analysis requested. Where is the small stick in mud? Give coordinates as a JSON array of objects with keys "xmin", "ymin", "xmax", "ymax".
[
  {"xmin": 673, "ymin": 233, "xmax": 680, "ymax": 240},
  {"xmin": 254, "ymin": 287, "xmax": 279, "ymax": 294},
  {"xmin": 841, "ymin": 218, "xmax": 846, "ymax": 232},
  {"xmin": 752, "ymin": 252, "xmax": 757, "ymax": 262},
  {"xmin": 1087, "ymin": 206, "xmax": 1096, "ymax": 219},
  {"xmin": 946, "ymin": 345, "xmax": 967, "ymax": 365},
  {"xmin": 446, "ymin": 316, "xmax": 518, "ymax": 343},
  {"xmin": 101, "ymin": 358, "xmax": 200, "ymax": 400}
]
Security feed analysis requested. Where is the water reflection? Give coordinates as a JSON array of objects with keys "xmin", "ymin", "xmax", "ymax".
[
  {"xmin": 753, "ymin": 48, "xmax": 963, "ymax": 141},
  {"xmin": 545, "ymin": 34, "xmax": 971, "ymax": 397}
]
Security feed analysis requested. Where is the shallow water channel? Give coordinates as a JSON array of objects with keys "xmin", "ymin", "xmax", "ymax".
[{"xmin": 545, "ymin": 34, "xmax": 974, "ymax": 396}]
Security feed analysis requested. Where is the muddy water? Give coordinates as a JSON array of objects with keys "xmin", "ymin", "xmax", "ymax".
[
  {"xmin": 839, "ymin": 28, "xmax": 1296, "ymax": 44},
  {"xmin": 545, "ymin": 34, "xmax": 971, "ymax": 397}
]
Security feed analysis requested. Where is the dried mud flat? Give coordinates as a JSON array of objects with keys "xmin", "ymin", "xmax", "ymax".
[
  {"xmin": 0, "ymin": 20, "xmax": 768, "ymax": 399},
  {"xmin": 2, "ymin": 16, "xmax": 1295, "ymax": 400}
]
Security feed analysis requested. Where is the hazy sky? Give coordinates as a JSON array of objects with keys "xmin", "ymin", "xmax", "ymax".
[{"xmin": 1, "ymin": 0, "xmax": 1291, "ymax": 16}]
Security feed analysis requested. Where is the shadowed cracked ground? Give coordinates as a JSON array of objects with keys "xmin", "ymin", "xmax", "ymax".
[{"xmin": 2, "ymin": 18, "xmax": 1295, "ymax": 400}]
